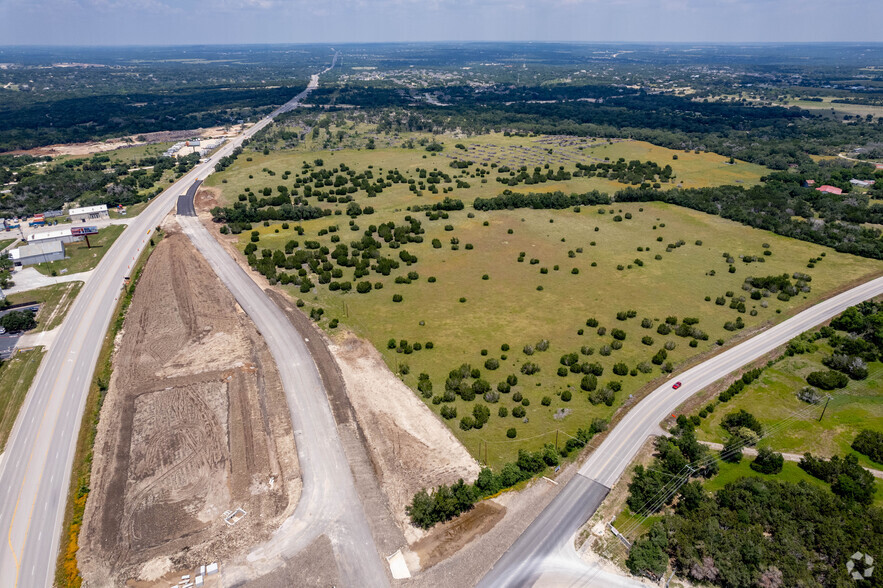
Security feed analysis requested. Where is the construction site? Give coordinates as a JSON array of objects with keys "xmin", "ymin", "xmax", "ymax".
[{"xmin": 77, "ymin": 232, "xmax": 301, "ymax": 587}]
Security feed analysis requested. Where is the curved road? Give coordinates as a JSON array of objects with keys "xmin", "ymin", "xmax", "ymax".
[
  {"xmin": 480, "ymin": 275, "xmax": 883, "ymax": 587},
  {"xmin": 178, "ymin": 193, "xmax": 387, "ymax": 586},
  {"xmin": 0, "ymin": 56, "xmax": 335, "ymax": 588}
]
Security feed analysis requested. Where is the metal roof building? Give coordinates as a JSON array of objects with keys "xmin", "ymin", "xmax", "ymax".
[
  {"xmin": 68, "ymin": 204, "xmax": 108, "ymax": 222},
  {"xmin": 10, "ymin": 241, "xmax": 65, "ymax": 266}
]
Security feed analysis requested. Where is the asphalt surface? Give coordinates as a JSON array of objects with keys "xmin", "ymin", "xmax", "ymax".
[
  {"xmin": 176, "ymin": 180, "xmax": 199, "ymax": 217},
  {"xmin": 178, "ymin": 201, "xmax": 388, "ymax": 587},
  {"xmin": 0, "ymin": 55, "xmax": 337, "ymax": 588},
  {"xmin": 479, "ymin": 275, "xmax": 883, "ymax": 588}
]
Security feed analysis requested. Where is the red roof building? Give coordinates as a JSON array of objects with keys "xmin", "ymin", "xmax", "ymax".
[{"xmin": 816, "ymin": 185, "xmax": 843, "ymax": 195}]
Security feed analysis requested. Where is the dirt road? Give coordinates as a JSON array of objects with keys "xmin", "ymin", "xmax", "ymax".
[{"xmin": 78, "ymin": 232, "xmax": 301, "ymax": 586}]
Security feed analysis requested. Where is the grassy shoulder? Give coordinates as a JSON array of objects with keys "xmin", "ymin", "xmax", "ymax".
[
  {"xmin": 6, "ymin": 282, "xmax": 83, "ymax": 332},
  {"xmin": 0, "ymin": 238, "xmax": 17, "ymax": 251},
  {"xmin": 54, "ymin": 229, "xmax": 162, "ymax": 588},
  {"xmin": 0, "ymin": 347, "xmax": 45, "ymax": 452},
  {"xmin": 34, "ymin": 224, "xmax": 125, "ymax": 276}
]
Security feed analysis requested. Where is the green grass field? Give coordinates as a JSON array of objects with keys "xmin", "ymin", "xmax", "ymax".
[
  {"xmin": 33, "ymin": 225, "xmax": 125, "ymax": 276},
  {"xmin": 209, "ymin": 132, "xmax": 883, "ymax": 468},
  {"xmin": 0, "ymin": 238, "xmax": 17, "ymax": 251},
  {"xmin": 6, "ymin": 281, "xmax": 83, "ymax": 332},
  {"xmin": 695, "ymin": 343, "xmax": 883, "ymax": 470},
  {"xmin": 0, "ymin": 347, "xmax": 45, "ymax": 451}
]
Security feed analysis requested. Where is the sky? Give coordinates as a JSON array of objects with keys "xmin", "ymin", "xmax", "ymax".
[{"xmin": 0, "ymin": 0, "xmax": 881, "ymax": 46}]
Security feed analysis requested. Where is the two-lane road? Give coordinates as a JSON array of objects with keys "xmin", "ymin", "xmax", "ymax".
[
  {"xmin": 480, "ymin": 275, "xmax": 883, "ymax": 587},
  {"xmin": 0, "ymin": 60, "xmax": 332, "ymax": 588}
]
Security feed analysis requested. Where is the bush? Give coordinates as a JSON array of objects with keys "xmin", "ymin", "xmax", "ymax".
[
  {"xmin": 611, "ymin": 328, "xmax": 626, "ymax": 341},
  {"xmin": 852, "ymin": 429, "xmax": 883, "ymax": 464},
  {"xmin": 507, "ymin": 428, "xmax": 517, "ymax": 438},
  {"xmin": 392, "ymin": 294, "xmax": 403, "ymax": 302},
  {"xmin": 521, "ymin": 362, "xmax": 540, "ymax": 375},
  {"xmin": 806, "ymin": 370, "xmax": 849, "ymax": 390},
  {"xmin": 459, "ymin": 416, "xmax": 475, "ymax": 430},
  {"xmin": 440, "ymin": 405, "xmax": 457, "ymax": 419},
  {"xmin": 641, "ymin": 336, "xmax": 654, "ymax": 346},
  {"xmin": 750, "ymin": 447, "xmax": 784, "ymax": 474},
  {"xmin": 499, "ymin": 407, "xmax": 508, "ymax": 417},
  {"xmin": 512, "ymin": 406, "xmax": 526, "ymax": 418},
  {"xmin": 561, "ymin": 390, "xmax": 572, "ymax": 402},
  {"xmin": 484, "ymin": 358, "xmax": 500, "ymax": 370},
  {"xmin": 580, "ymin": 374, "xmax": 598, "ymax": 391},
  {"xmin": 656, "ymin": 323, "xmax": 671, "ymax": 335},
  {"xmin": 541, "ymin": 396, "xmax": 552, "ymax": 406},
  {"xmin": 613, "ymin": 362, "xmax": 629, "ymax": 376}
]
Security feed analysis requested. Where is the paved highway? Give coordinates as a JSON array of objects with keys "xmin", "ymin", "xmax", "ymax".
[
  {"xmin": 480, "ymin": 275, "xmax": 883, "ymax": 588},
  {"xmin": 0, "ymin": 56, "xmax": 335, "ymax": 588},
  {"xmin": 178, "ymin": 190, "xmax": 388, "ymax": 587}
]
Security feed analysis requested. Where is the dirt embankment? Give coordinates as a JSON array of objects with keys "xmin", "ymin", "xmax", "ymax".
[
  {"xmin": 328, "ymin": 334, "xmax": 482, "ymax": 543},
  {"xmin": 78, "ymin": 231, "xmax": 300, "ymax": 586}
]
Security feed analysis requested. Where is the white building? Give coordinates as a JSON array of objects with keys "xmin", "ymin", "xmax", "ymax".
[
  {"xmin": 10, "ymin": 241, "xmax": 65, "ymax": 266},
  {"xmin": 68, "ymin": 204, "xmax": 108, "ymax": 222}
]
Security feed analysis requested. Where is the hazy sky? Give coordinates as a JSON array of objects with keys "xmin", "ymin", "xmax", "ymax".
[{"xmin": 1, "ymin": 0, "xmax": 881, "ymax": 46}]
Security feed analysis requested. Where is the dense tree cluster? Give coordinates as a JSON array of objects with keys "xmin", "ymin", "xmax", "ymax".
[
  {"xmin": 799, "ymin": 453, "xmax": 877, "ymax": 505},
  {"xmin": 615, "ymin": 183, "xmax": 883, "ymax": 259},
  {"xmin": 0, "ymin": 310, "xmax": 36, "ymax": 332},
  {"xmin": 1, "ymin": 152, "xmax": 198, "ymax": 217},
  {"xmin": 627, "ymin": 477, "xmax": 883, "ymax": 586},
  {"xmin": 473, "ymin": 189, "xmax": 610, "ymax": 211}
]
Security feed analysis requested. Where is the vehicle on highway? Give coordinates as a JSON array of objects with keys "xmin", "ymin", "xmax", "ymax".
[{"xmin": 672, "ymin": 381, "xmax": 682, "ymax": 389}]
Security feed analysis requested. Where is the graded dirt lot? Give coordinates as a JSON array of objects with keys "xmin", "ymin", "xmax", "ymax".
[{"xmin": 78, "ymin": 232, "xmax": 300, "ymax": 586}]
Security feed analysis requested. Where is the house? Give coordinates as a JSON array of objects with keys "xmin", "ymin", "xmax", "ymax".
[
  {"xmin": 802, "ymin": 179, "xmax": 816, "ymax": 187},
  {"xmin": 816, "ymin": 185, "xmax": 843, "ymax": 195},
  {"xmin": 850, "ymin": 179, "xmax": 876, "ymax": 188}
]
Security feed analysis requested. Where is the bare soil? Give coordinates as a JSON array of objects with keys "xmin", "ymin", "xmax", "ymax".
[
  {"xmin": 411, "ymin": 502, "xmax": 506, "ymax": 570},
  {"xmin": 78, "ymin": 231, "xmax": 300, "ymax": 587},
  {"xmin": 328, "ymin": 333, "xmax": 482, "ymax": 543},
  {"xmin": 10, "ymin": 125, "xmax": 247, "ymax": 158}
]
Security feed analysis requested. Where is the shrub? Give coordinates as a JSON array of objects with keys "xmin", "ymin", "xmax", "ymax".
[
  {"xmin": 356, "ymin": 281, "xmax": 372, "ymax": 293},
  {"xmin": 657, "ymin": 323, "xmax": 671, "ymax": 335},
  {"xmin": 507, "ymin": 428, "xmax": 517, "ymax": 438},
  {"xmin": 440, "ymin": 405, "xmax": 457, "ymax": 419},
  {"xmin": 484, "ymin": 358, "xmax": 500, "ymax": 370},
  {"xmin": 387, "ymin": 338, "xmax": 397, "ymax": 349},
  {"xmin": 392, "ymin": 294, "xmax": 403, "ymax": 302},
  {"xmin": 523, "ymin": 344, "xmax": 535, "ymax": 355},
  {"xmin": 806, "ymin": 370, "xmax": 849, "ymax": 390},
  {"xmin": 561, "ymin": 390, "xmax": 572, "ymax": 402},
  {"xmin": 541, "ymin": 396, "xmax": 552, "ymax": 406},
  {"xmin": 851, "ymin": 430, "xmax": 883, "ymax": 464},
  {"xmin": 557, "ymin": 367, "xmax": 568, "ymax": 377},
  {"xmin": 512, "ymin": 391, "xmax": 523, "ymax": 402},
  {"xmin": 641, "ymin": 336, "xmax": 654, "ymax": 346},
  {"xmin": 512, "ymin": 406, "xmax": 526, "ymax": 418},
  {"xmin": 459, "ymin": 416, "xmax": 475, "ymax": 430},
  {"xmin": 499, "ymin": 407, "xmax": 509, "ymax": 417},
  {"xmin": 611, "ymin": 328, "xmax": 626, "ymax": 341},
  {"xmin": 507, "ymin": 374, "xmax": 518, "ymax": 386},
  {"xmin": 497, "ymin": 381, "xmax": 511, "ymax": 393},
  {"xmin": 580, "ymin": 374, "xmax": 598, "ymax": 391},
  {"xmin": 750, "ymin": 447, "xmax": 784, "ymax": 474},
  {"xmin": 612, "ymin": 362, "xmax": 629, "ymax": 376},
  {"xmin": 521, "ymin": 362, "xmax": 540, "ymax": 375}
]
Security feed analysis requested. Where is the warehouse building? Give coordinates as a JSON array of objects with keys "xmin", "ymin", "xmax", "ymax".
[
  {"xmin": 68, "ymin": 204, "xmax": 108, "ymax": 222},
  {"xmin": 27, "ymin": 226, "xmax": 97, "ymax": 245},
  {"xmin": 10, "ymin": 241, "xmax": 65, "ymax": 266}
]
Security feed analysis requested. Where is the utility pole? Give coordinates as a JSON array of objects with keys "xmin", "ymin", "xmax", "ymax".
[{"xmin": 818, "ymin": 395, "xmax": 831, "ymax": 422}]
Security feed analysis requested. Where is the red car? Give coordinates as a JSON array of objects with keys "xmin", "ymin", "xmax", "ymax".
[{"xmin": 672, "ymin": 381, "xmax": 682, "ymax": 390}]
